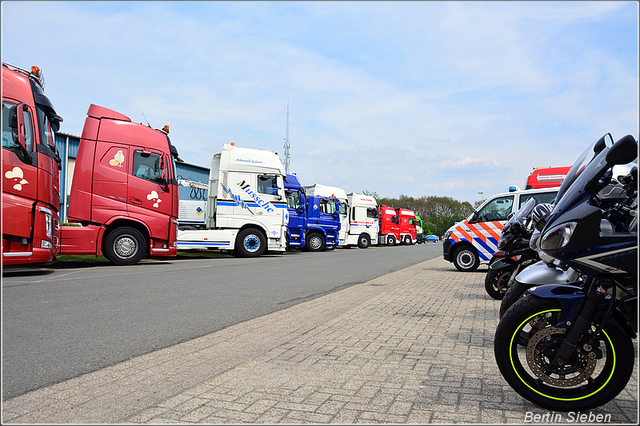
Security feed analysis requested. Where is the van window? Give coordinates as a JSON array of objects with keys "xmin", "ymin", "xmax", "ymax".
[
  {"xmin": 477, "ymin": 196, "xmax": 514, "ymax": 222},
  {"xmin": 519, "ymin": 191, "xmax": 557, "ymax": 209}
]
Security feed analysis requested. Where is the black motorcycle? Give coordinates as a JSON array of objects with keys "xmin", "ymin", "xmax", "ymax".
[
  {"xmin": 485, "ymin": 197, "xmax": 540, "ymax": 300},
  {"xmin": 493, "ymin": 133, "xmax": 638, "ymax": 411}
]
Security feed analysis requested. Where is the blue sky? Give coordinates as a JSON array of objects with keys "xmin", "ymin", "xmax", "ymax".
[{"xmin": 2, "ymin": 1, "xmax": 638, "ymax": 204}]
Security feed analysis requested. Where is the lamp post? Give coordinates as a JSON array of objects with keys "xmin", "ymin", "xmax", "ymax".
[{"xmin": 478, "ymin": 191, "xmax": 484, "ymax": 201}]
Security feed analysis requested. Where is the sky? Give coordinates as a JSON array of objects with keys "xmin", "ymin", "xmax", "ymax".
[{"xmin": 2, "ymin": 1, "xmax": 638, "ymax": 204}]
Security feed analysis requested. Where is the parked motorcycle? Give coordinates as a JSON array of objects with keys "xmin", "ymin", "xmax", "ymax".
[
  {"xmin": 485, "ymin": 197, "xmax": 540, "ymax": 300},
  {"xmin": 494, "ymin": 133, "xmax": 638, "ymax": 411}
]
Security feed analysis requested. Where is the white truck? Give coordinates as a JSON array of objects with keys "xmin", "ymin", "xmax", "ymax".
[
  {"xmin": 176, "ymin": 144, "xmax": 289, "ymax": 257},
  {"xmin": 303, "ymin": 184, "xmax": 378, "ymax": 249}
]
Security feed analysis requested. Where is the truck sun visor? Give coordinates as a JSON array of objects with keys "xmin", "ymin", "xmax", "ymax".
[{"xmin": 29, "ymin": 79, "xmax": 63, "ymax": 128}]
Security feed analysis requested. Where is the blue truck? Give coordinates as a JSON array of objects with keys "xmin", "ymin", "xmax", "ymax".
[{"xmin": 284, "ymin": 174, "xmax": 341, "ymax": 251}]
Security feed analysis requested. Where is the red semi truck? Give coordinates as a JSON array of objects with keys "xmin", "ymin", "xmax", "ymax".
[
  {"xmin": 3, "ymin": 62, "xmax": 181, "ymax": 267},
  {"xmin": 377, "ymin": 205, "xmax": 400, "ymax": 245},
  {"xmin": 59, "ymin": 104, "xmax": 180, "ymax": 265},
  {"xmin": 395, "ymin": 207, "xmax": 417, "ymax": 245},
  {"xmin": 2, "ymin": 62, "xmax": 62, "ymax": 266}
]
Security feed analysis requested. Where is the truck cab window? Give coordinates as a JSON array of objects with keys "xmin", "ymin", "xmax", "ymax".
[
  {"xmin": 286, "ymin": 190, "xmax": 302, "ymax": 210},
  {"xmin": 132, "ymin": 151, "xmax": 163, "ymax": 183},
  {"xmin": 2, "ymin": 101, "xmax": 35, "ymax": 154},
  {"xmin": 477, "ymin": 196, "xmax": 514, "ymax": 222},
  {"xmin": 258, "ymin": 175, "xmax": 279, "ymax": 195},
  {"xmin": 320, "ymin": 199, "xmax": 337, "ymax": 215},
  {"xmin": 35, "ymin": 105, "xmax": 56, "ymax": 148},
  {"xmin": 367, "ymin": 208, "xmax": 377, "ymax": 218}
]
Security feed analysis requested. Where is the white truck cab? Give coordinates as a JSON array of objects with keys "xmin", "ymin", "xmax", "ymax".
[
  {"xmin": 442, "ymin": 186, "xmax": 558, "ymax": 271},
  {"xmin": 177, "ymin": 144, "xmax": 289, "ymax": 257}
]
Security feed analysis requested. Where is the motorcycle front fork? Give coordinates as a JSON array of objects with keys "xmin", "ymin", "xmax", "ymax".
[{"xmin": 551, "ymin": 278, "xmax": 613, "ymax": 368}]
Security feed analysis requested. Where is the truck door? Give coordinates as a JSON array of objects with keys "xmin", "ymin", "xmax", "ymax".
[
  {"xmin": 92, "ymin": 143, "xmax": 129, "ymax": 223},
  {"xmin": 128, "ymin": 149, "xmax": 174, "ymax": 237},
  {"xmin": 2, "ymin": 101, "xmax": 38, "ymax": 239},
  {"xmin": 317, "ymin": 197, "xmax": 340, "ymax": 241},
  {"xmin": 285, "ymin": 188, "xmax": 305, "ymax": 245}
]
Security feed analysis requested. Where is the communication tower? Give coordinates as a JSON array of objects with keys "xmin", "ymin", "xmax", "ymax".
[{"xmin": 284, "ymin": 100, "xmax": 290, "ymax": 174}]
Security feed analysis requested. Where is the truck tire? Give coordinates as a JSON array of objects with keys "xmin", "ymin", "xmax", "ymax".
[
  {"xmin": 452, "ymin": 245, "xmax": 479, "ymax": 272},
  {"xmin": 403, "ymin": 235, "xmax": 412, "ymax": 245},
  {"xmin": 306, "ymin": 233, "xmax": 325, "ymax": 252},
  {"xmin": 103, "ymin": 227, "xmax": 146, "ymax": 266},
  {"xmin": 357, "ymin": 234, "xmax": 370, "ymax": 249},
  {"xmin": 236, "ymin": 228, "xmax": 266, "ymax": 257},
  {"xmin": 387, "ymin": 235, "xmax": 396, "ymax": 246}
]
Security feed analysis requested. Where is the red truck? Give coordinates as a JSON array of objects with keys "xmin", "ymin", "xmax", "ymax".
[
  {"xmin": 396, "ymin": 208, "xmax": 417, "ymax": 245},
  {"xmin": 377, "ymin": 205, "xmax": 400, "ymax": 245},
  {"xmin": 58, "ymin": 104, "xmax": 181, "ymax": 265},
  {"xmin": 3, "ymin": 63, "xmax": 181, "ymax": 267},
  {"xmin": 2, "ymin": 62, "xmax": 62, "ymax": 266},
  {"xmin": 525, "ymin": 166, "xmax": 571, "ymax": 189}
]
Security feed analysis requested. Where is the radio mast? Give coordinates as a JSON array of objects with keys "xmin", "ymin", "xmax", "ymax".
[{"xmin": 284, "ymin": 99, "xmax": 290, "ymax": 174}]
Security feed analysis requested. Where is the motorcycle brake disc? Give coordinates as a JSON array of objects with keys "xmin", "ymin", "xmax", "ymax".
[{"xmin": 525, "ymin": 326, "xmax": 598, "ymax": 387}]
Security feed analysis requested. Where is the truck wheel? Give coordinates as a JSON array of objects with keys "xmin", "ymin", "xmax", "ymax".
[
  {"xmin": 357, "ymin": 234, "xmax": 370, "ymax": 249},
  {"xmin": 103, "ymin": 227, "xmax": 146, "ymax": 266},
  {"xmin": 387, "ymin": 235, "xmax": 396, "ymax": 246},
  {"xmin": 306, "ymin": 233, "xmax": 325, "ymax": 252},
  {"xmin": 236, "ymin": 228, "xmax": 266, "ymax": 257},
  {"xmin": 403, "ymin": 235, "xmax": 412, "ymax": 245},
  {"xmin": 452, "ymin": 245, "xmax": 479, "ymax": 272}
]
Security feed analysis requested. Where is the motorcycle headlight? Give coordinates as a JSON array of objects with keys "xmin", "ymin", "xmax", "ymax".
[{"xmin": 540, "ymin": 221, "xmax": 577, "ymax": 251}]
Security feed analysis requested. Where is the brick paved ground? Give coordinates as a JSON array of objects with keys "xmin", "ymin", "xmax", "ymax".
[{"xmin": 2, "ymin": 257, "xmax": 637, "ymax": 424}]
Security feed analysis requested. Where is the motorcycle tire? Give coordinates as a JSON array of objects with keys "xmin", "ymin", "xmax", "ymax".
[
  {"xmin": 494, "ymin": 294, "xmax": 635, "ymax": 411},
  {"xmin": 499, "ymin": 280, "xmax": 533, "ymax": 318},
  {"xmin": 485, "ymin": 266, "xmax": 515, "ymax": 300}
]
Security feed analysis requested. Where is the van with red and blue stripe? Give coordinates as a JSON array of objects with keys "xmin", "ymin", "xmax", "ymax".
[{"xmin": 442, "ymin": 187, "xmax": 558, "ymax": 272}]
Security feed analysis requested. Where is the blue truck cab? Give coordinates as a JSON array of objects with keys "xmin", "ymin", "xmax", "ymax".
[{"xmin": 284, "ymin": 174, "xmax": 341, "ymax": 251}]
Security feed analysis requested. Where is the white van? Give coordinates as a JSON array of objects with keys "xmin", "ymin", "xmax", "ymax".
[{"xmin": 442, "ymin": 187, "xmax": 558, "ymax": 271}]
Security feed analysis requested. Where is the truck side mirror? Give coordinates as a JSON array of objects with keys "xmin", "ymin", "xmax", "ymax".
[{"xmin": 8, "ymin": 104, "xmax": 26, "ymax": 151}]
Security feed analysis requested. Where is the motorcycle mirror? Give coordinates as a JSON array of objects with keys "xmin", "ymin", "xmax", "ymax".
[
  {"xmin": 606, "ymin": 134, "xmax": 638, "ymax": 166},
  {"xmin": 594, "ymin": 133, "xmax": 613, "ymax": 155}
]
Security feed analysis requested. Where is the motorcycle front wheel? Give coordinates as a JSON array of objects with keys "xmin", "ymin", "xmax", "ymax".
[
  {"xmin": 485, "ymin": 265, "xmax": 515, "ymax": 300},
  {"xmin": 494, "ymin": 294, "xmax": 634, "ymax": 411}
]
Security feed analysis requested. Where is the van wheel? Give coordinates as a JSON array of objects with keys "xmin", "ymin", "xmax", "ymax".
[
  {"xmin": 387, "ymin": 235, "xmax": 396, "ymax": 246},
  {"xmin": 103, "ymin": 227, "xmax": 146, "ymax": 266},
  {"xmin": 452, "ymin": 246, "xmax": 479, "ymax": 272},
  {"xmin": 357, "ymin": 234, "xmax": 370, "ymax": 249},
  {"xmin": 307, "ymin": 233, "xmax": 326, "ymax": 252},
  {"xmin": 236, "ymin": 228, "xmax": 266, "ymax": 257}
]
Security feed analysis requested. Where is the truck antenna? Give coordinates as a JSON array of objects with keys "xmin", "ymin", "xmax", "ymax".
[
  {"xmin": 284, "ymin": 99, "xmax": 290, "ymax": 174},
  {"xmin": 141, "ymin": 112, "xmax": 151, "ymax": 127}
]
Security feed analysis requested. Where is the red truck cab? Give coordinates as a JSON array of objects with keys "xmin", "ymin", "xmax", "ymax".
[
  {"xmin": 377, "ymin": 205, "xmax": 400, "ymax": 245},
  {"xmin": 525, "ymin": 166, "xmax": 571, "ymax": 189},
  {"xmin": 396, "ymin": 208, "xmax": 417, "ymax": 245},
  {"xmin": 59, "ymin": 104, "xmax": 180, "ymax": 265},
  {"xmin": 2, "ymin": 63, "xmax": 62, "ymax": 266}
]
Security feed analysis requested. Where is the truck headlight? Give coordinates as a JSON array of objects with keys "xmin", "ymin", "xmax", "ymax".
[
  {"xmin": 41, "ymin": 240, "xmax": 53, "ymax": 249},
  {"xmin": 540, "ymin": 221, "xmax": 577, "ymax": 251},
  {"xmin": 38, "ymin": 206, "xmax": 53, "ymax": 239}
]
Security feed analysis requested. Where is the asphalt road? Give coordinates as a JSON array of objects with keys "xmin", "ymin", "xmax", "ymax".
[{"xmin": 2, "ymin": 242, "xmax": 443, "ymax": 400}]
